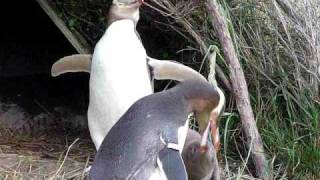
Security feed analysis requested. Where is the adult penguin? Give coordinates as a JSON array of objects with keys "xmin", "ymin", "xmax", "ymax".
[
  {"xmin": 51, "ymin": 0, "xmax": 207, "ymax": 150},
  {"xmin": 89, "ymin": 80, "xmax": 224, "ymax": 180}
]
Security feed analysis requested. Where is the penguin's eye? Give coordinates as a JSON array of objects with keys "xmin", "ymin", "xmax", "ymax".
[
  {"xmin": 187, "ymin": 145, "xmax": 200, "ymax": 162},
  {"xmin": 191, "ymin": 146, "xmax": 198, "ymax": 154}
]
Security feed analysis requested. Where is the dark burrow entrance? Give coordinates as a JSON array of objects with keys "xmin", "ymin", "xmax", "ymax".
[
  {"xmin": 0, "ymin": 0, "xmax": 90, "ymax": 132},
  {"xmin": 0, "ymin": 2, "xmax": 94, "ymax": 178}
]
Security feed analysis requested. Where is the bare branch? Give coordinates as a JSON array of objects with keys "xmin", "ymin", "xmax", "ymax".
[{"xmin": 205, "ymin": 0, "xmax": 270, "ymax": 179}]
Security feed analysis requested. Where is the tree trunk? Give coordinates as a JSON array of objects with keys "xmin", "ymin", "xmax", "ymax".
[{"xmin": 205, "ymin": 0, "xmax": 270, "ymax": 179}]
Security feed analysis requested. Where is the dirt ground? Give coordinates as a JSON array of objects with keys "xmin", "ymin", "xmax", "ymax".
[
  {"xmin": 0, "ymin": 75, "xmax": 95, "ymax": 179},
  {"xmin": 0, "ymin": 127, "xmax": 94, "ymax": 179}
]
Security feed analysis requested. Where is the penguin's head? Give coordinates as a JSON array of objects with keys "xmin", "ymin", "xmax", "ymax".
[
  {"xmin": 108, "ymin": 0, "xmax": 144, "ymax": 26},
  {"xmin": 178, "ymin": 80, "xmax": 226, "ymax": 150},
  {"xmin": 112, "ymin": 0, "xmax": 143, "ymax": 8},
  {"xmin": 183, "ymin": 141, "xmax": 215, "ymax": 179},
  {"xmin": 182, "ymin": 129, "xmax": 216, "ymax": 180}
]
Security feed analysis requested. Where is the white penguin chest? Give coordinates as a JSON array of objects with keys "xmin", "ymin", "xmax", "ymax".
[
  {"xmin": 88, "ymin": 20, "xmax": 152, "ymax": 149},
  {"xmin": 90, "ymin": 20, "xmax": 152, "ymax": 112}
]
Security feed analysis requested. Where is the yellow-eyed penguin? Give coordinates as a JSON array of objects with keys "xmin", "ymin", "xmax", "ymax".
[
  {"xmin": 89, "ymin": 80, "xmax": 223, "ymax": 180},
  {"xmin": 51, "ymin": 0, "xmax": 207, "ymax": 150}
]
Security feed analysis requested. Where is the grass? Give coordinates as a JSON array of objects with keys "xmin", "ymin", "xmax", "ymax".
[
  {"xmin": 145, "ymin": 0, "xmax": 320, "ymax": 178},
  {"xmin": 224, "ymin": 0, "xmax": 320, "ymax": 178},
  {"xmin": 0, "ymin": 125, "xmax": 94, "ymax": 179},
  {"xmin": 2, "ymin": 0, "xmax": 319, "ymax": 179}
]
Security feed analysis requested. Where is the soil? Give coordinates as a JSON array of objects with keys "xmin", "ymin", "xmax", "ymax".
[{"xmin": 0, "ymin": 75, "xmax": 93, "ymax": 179}]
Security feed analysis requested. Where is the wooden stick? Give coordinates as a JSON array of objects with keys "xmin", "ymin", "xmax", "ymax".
[
  {"xmin": 36, "ymin": 0, "xmax": 91, "ymax": 54},
  {"xmin": 205, "ymin": 0, "xmax": 270, "ymax": 179}
]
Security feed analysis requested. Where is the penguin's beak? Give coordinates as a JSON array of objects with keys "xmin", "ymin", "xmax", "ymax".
[
  {"xmin": 200, "ymin": 121, "xmax": 210, "ymax": 153},
  {"xmin": 200, "ymin": 87, "xmax": 225, "ymax": 152},
  {"xmin": 157, "ymin": 148, "xmax": 188, "ymax": 180},
  {"xmin": 210, "ymin": 109, "xmax": 221, "ymax": 151},
  {"xmin": 198, "ymin": 109, "xmax": 221, "ymax": 152},
  {"xmin": 137, "ymin": 0, "xmax": 144, "ymax": 5}
]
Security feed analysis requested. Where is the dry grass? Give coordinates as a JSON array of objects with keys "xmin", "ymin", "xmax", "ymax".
[{"xmin": 0, "ymin": 126, "xmax": 94, "ymax": 179}]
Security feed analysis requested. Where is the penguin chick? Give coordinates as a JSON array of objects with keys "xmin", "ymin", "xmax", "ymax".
[{"xmin": 182, "ymin": 129, "xmax": 220, "ymax": 180}]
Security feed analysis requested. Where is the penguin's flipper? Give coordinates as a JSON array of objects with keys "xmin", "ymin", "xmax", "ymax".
[
  {"xmin": 157, "ymin": 148, "xmax": 188, "ymax": 180},
  {"xmin": 51, "ymin": 54, "xmax": 92, "ymax": 77},
  {"xmin": 147, "ymin": 57, "xmax": 207, "ymax": 82}
]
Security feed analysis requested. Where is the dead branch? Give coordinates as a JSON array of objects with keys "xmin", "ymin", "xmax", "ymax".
[
  {"xmin": 205, "ymin": 0, "xmax": 270, "ymax": 179},
  {"xmin": 36, "ymin": 0, "xmax": 91, "ymax": 54}
]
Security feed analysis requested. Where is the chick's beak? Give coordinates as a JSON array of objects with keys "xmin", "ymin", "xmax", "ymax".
[
  {"xmin": 200, "ymin": 121, "xmax": 210, "ymax": 153},
  {"xmin": 210, "ymin": 110, "xmax": 220, "ymax": 151},
  {"xmin": 199, "ymin": 111, "xmax": 221, "ymax": 153}
]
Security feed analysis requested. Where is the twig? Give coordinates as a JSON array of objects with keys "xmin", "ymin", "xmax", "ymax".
[
  {"xmin": 81, "ymin": 156, "xmax": 91, "ymax": 179},
  {"xmin": 33, "ymin": 99, "xmax": 53, "ymax": 117},
  {"xmin": 49, "ymin": 138, "xmax": 79, "ymax": 179},
  {"xmin": 205, "ymin": 0, "xmax": 270, "ymax": 179}
]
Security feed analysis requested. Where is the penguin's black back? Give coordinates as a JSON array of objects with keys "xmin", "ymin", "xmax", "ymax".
[
  {"xmin": 89, "ymin": 89, "xmax": 188, "ymax": 179},
  {"xmin": 89, "ymin": 80, "xmax": 219, "ymax": 179}
]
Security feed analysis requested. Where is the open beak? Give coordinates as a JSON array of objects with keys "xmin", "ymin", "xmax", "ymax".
[
  {"xmin": 210, "ymin": 109, "xmax": 221, "ymax": 151},
  {"xmin": 196, "ymin": 86, "xmax": 225, "ymax": 153},
  {"xmin": 199, "ymin": 109, "xmax": 221, "ymax": 153},
  {"xmin": 200, "ymin": 121, "xmax": 210, "ymax": 153}
]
